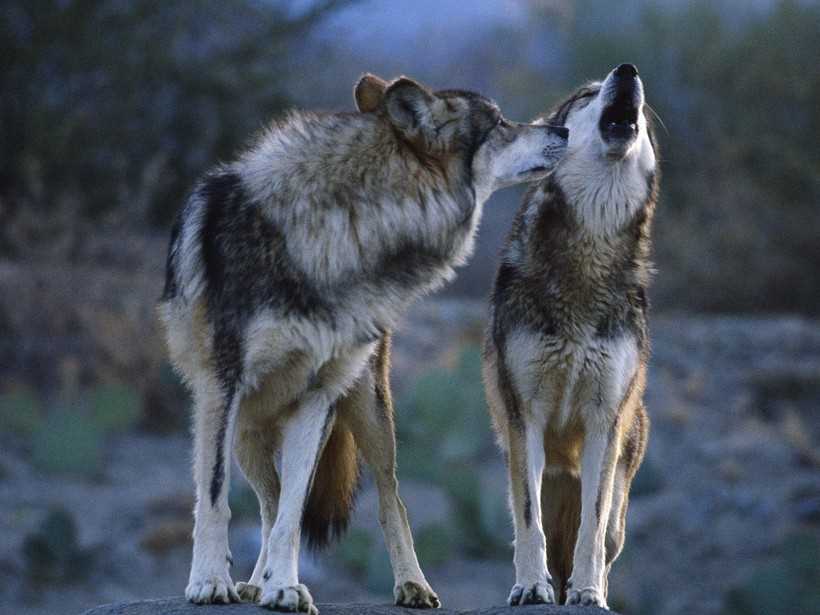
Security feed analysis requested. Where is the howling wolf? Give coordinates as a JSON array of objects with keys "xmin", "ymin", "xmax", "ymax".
[
  {"xmin": 484, "ymin": 63, "xmax": 658, "ymax": 608},
  {"xmin": 160, "ymin": 73, "xmax": 568, "ymax": 613}
]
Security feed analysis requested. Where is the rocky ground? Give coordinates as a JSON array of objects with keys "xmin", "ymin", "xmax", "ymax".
[
  {"xmin": 1, "ymin": 297, "xmax": 818, "ymax": 615},
  {"xmin": 81, "ymin": 597, "xmax": 614, "ymax": 615}
]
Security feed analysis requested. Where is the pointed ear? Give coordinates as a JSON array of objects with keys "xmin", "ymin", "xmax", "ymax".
[
  {"xmin": 383, "ymin": 77, "xmax": 437, "ymax": 138},
  {"xmin": 354, "ymin": 73, "xmax": 388, "ymax": 112}
]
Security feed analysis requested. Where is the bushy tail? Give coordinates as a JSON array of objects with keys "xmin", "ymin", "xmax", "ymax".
[
  {"xmin": 543, "ymin": 472, "xmax": 581, "ymax": 604},
  {"xmin": 302, "ymin": 420, "xmax": 360, "ymax": 550},
  {"xmin": 302, "ymin": 333, "xmax": 391, "ymax": 549}
]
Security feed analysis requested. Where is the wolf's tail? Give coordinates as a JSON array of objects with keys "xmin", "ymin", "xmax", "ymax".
[
  {"xmin": 302, "ymin": 419, "xmax": 360, "ymax": 550},
  {"xmin": 301, "ymin": 333, "xmax": 393, "ymax": 549},
  {"xmin": 543, "ymin": 472, "xmax": 581, "ymax": 604}
]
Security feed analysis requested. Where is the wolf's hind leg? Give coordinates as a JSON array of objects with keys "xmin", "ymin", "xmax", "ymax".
[
  {"xmin": 603, "ymin": 403, "xmax": 648, "ymax": 601},
  {"xmin": 344, "ymin": 341, "xmax": 440, "ymax": 609},
  {"xmin": 234, "ymin": 411, "xmax": 281, "ymax": 603},
  {"xmin": 601, "ymin": 464, "xmax": 627, "ymax": 602},
  {"xmin": 605, "ymin": 465, "xmax": 628, "ymax": 564},
  {"xmin": 186, "ymin": 384, "xmax": 241, "ymax": 604},
  {"xmin": 256, "ymin": 391, "xmax": 336, "ymax": 615}
]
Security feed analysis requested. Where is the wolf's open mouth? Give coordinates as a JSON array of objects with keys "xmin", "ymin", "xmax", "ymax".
[
  {"xmin": 599, "ymin": 98, "xmax": 639, "ymax": 142},
  {"xmin": 519, "ymin": 165, "xmax": 547, "ymax": 176}
]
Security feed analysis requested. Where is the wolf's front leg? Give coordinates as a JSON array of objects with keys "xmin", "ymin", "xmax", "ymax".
[
  {"xmin": 506, "ymin": 418, "xmax": 555, "ymax": 606},
  {"xmin": 567, "ymin": 425, "xmax": 619, "ymax": 609},
  {"xmin": 258, "ymin": 392, "xmax": 335, "ymax": 614},
  {"xmin": 187, "ymin": 386, "xmax": 241, "ymax": 604},
  {"xmin": 345, "ymin": 365, "xmax": 439, "ymax": 608}
]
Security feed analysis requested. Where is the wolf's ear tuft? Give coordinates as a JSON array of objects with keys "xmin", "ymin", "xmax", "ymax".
[
  {"xmin": 354, "ymin": 73, "xmax": 388, "ymax": 112},
  {"xmin": 384, "ymin": 77, "xmax": 437, "ymax": 138}
]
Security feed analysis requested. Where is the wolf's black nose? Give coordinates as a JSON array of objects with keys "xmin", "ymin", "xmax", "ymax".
[{"xmin": 614, "ymin": 63, "xmax": 638, "ymax": 78}]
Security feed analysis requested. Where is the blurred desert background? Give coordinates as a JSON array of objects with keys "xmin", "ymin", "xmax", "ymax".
[{"xmin": 1, "ymin": 1, "xmax": 818, "ymax": 614}]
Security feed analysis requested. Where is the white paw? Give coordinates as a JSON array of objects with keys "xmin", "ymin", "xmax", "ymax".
[
  {"xmin": 394, "ymin": 580, "xmax": 441, "ymax": 609},
  {"xmin": 185, "ymin": 572, "xmax": 240, "ymax": 604},
  {"xmin": 237, "ymin": 581, "xmax": 262, "ymax": 603},
  {"xmin": 566, "ymin": 585, "xmax": 608, "ymax": 608},
  {"xmin": 508, "ymin": 582, "xmax": 555, "ymax": 606},
  {"xmin": 259, "ymin": 583, "xmax": 318, "ymax": 614}
]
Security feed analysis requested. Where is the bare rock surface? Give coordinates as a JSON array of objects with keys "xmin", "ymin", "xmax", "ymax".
[{"xmin": 80, "ymin": 597, "xmax": 614, "ymax": 615}]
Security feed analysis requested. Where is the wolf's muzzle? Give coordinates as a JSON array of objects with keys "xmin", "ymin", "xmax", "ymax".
[
  {"xmin": 541, "ymin": 124, "xmax": 569, "ymax": 161},
  {"xmin": 545, "ymin": 124, "xmax": 569, "ymax": 140},
  {"xmin": 599, "ymin": 64, "xmax": 642, "ymax": 144}
]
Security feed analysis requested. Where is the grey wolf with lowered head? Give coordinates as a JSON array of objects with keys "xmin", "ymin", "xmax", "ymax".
[
  {"xmin": 159, "ymin": 73, "xmax": 568, "ymax": 613},
  {"xmin": 483, "ymin": 63, "xmax": 658, "ymax": 608}
]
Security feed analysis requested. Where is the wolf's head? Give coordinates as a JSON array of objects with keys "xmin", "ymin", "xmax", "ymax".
[
  {"xmin": 548, "ymin": 63, "xmax": 656, "ymax": 166},
  {"xmin": 354, "ymin": 74, "xmax": 568, "ymax": 200},
  {"xmin": 544, "ymin": 64, "xmax": 658, "ymax": 234}
]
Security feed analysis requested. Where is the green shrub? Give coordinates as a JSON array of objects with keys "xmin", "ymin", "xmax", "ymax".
[
  {"xmin": 396, "ymin": 344, "xmax": 492, "ymax": 483},
  {"xmin": 722, "ymin": 531, "xmax": 820, "ymax": 615},
  {"xmin": 21, "ymin": 383, "xmax": 143, "ymax": 477},
  {"xmin": 0, "ymin": 389, "xmax": 44, "ymax": 437},
  {"xmin": 396, "ymin": 344, "xmax": 510, "ymax": 559},
  {"xmin": 22, "ymin": 508, "xmax": 95, "ymax": 584},
  {"xmin": 442, "ymin": 465, "xmax": 510, "ymax": 560},
  {"xmin": 229, "ymin": 482, "xmax": 259, "ymax": 521},
  {"xmin": 89, "ymin": 383, "xmax": 141, "ymax": 434},
  {"xmin": 31, "ymin": 411, "xmax": 104, "ymax": 477},
  {"xmin": 364, "ymin": 543, "xmax": 394, "ymax": 594},
  {"xmin": 334, "ymin": 527, "xmax": 374, "ymax": 578},
  {"xmin": 414, "ymin": 523, "xmax": 456, "ymax": 567}
]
